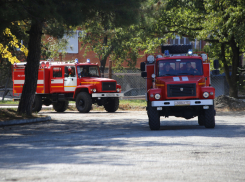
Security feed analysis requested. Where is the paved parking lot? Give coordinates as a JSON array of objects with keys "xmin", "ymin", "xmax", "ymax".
[{"xmin": 0, "ymin": 110, "xmax": 245, "ymax": 182}]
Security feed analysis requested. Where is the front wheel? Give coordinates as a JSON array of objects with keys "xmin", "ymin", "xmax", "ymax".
[
  {"xmin": 147, "ymin": 102, "xmax": 160, "ymax": 130},
  {"xmin": 76, "ymin": 92, "xmax": 92, "ymax": 113},
  {"xmin": 198, "ymin": 115, "xmax": 205, "ymax": 126},
  {"xmin": 104, "ymin": 98, "xmax": 119, "ymax": 112},
  {"xmin": 53, "ymin": 101, "xmax": 69, "ymax": 112},
  {"xmin": 204, "ymin": 105, "xmax": 215, "ymax": 128}
]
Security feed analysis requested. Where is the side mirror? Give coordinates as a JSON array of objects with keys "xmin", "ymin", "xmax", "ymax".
[
  {"xmin": 140, "ymin": 62, "xmax": 145, "ymax": 72},
  {"xmin": 141, "ymin": 72, "xmax": 147, "ymax": 78},
  {"xmin": 212, "ymin": 70, "xmax": 220, "ymax": 75},
  {"xmin": 213, "ymin": 59, "xmax": 219, "ymax": 69}
]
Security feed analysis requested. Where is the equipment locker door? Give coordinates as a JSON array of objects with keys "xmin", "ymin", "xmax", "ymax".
[
  {"xmin": 64, "ymin": 66, "xmax": 77, "ymax": 91},
  {"xmin": 50, "ymin": 66, "xmax": 64, "ymax": 93}
]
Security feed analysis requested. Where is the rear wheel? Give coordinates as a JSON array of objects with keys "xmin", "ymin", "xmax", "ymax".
[
  {"xmin": 104, "ymin": 97, "xmax": 119, "ymax": 112},
  {"xmin": 147, "ymin": 102, "xmax": 160, "ymax": 130},
  {"xmin": 32, "ymin": 95, "xmax": 42, "ymax": 113},
  {"xmin": 204, "ymin": 105, "xmax": 215, "ymax": 128},
  {"xmin": 76, "ymin": 92, "xmax": 92, "ymax": 113},
  {"xmin": 53, "ymin": 101, "xmax": 69, "ymax": 112}
]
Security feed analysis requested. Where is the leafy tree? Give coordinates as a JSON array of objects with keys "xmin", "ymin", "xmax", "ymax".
[
  {"xmin": 80, "ymin": 22, "xmax": 146, "ymax": 74},
  {"xmin": 149, "ymin": 0, "xmax": 245, "ymax": 98},
  {"xmin": 0, "ymin": 26, "xmax": 28, "ymax": 89},
  {"xmin": 0, "ymin": 0, "xmax": 145, "ymax": 115},
  {"xmin": 41, "ymin": 36, "xmax": 69, "ymax": 61},
  {"xmin": 80, "ymin": 1, "xmax": 168, "ymax": 74}
]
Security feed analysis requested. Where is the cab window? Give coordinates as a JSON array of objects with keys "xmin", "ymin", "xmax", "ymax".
[
  {"xmin": 77, "ymin": 66, "xmax": 100, "ymax": 77},
  {"xmin": 53, "ymin": 67, "xmax": 62, "ymax": 77},
  {"xmin": 64, "ymin": 66, "xmax": 76, "ymax": 77}
]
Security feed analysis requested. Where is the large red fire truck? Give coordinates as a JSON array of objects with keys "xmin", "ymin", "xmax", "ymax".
[
  {"xmin": 12, "ymin": 59, "xmax": 124, "ymax": 113},
  {"xmin": 141, "ymin": 45, "xmax": 216, "ymax": 130}
]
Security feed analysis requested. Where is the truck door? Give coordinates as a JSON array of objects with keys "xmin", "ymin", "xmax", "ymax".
[
  {"xmin": 50, "ymin": 66, "xmax": 64, "ymax": 93},
  {"xmin": 64, "ymin": 66, "xmax": 77, "ymax": 91}
]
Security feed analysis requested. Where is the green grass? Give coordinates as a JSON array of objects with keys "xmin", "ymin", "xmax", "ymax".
[
  {"xmin": 120, "ymin": 99, "xmax": 146, "ymax": 107},
  {"xmin": 0, "ymin": 99, "xmax": 147, "ymax": 105},
  {"xmin": 0, "ymin": 100, "xmax": 19, "ymax": 105},
  {"xmin": 0, "ymin": 99, "xmax": 147, "ymax": 110}
]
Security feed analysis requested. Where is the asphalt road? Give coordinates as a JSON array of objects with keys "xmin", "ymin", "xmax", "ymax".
[{"xmin": 0, "ymin": 110, "xmax": 245, "ymax": 182}]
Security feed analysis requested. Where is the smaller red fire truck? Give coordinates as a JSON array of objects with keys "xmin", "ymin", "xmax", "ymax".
[
  {"xmin": 12, "ymin": 59, "xmax": 124, "ymax": 113},
  {"xmin": 141, "ymin": 45, "xmax": 216, "ymax": 130}
]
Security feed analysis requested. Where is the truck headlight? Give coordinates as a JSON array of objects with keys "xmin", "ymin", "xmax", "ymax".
[
  {"xmin": 93, "ymin": 88, "xmax": 96, "ymax": 93},
  {"xmin": 155, "ymin": 94, "xmax": 161, "ymax": 100},
  {"xmin": 203, "ymin": 92, "xmax": 209, "ymax": 98},
  {"xmin": 117, "ymin": 88, "xmax": 120, "ymax": 92}
]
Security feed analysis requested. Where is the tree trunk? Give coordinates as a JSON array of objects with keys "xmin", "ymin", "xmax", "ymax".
[
  {"xmin": 100, "ymin": 35, "xmax": 108, "ymax": 77},
  {"xmin": 221, "ymin": 40, "xmax": 240, "ymax": 98},
  {"xmin": 2, "ymin": 72, "xmax": 11, "ymax": 101},
  {"xmin": 100, "ymin": 56, "xmax": 107, "ymax": 77},
  {"xmin": 229, "ymin": 39, "xmax": 240, "ymax": 98},
  {"xmin": 18, "ymin": 20, "xmax": 43, "ymax": 115}
]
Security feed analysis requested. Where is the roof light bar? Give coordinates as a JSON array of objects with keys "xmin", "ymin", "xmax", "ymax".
[
  {"xmin": 164, "ymin": 50, "xmax": 170, "ymax": 56},
  {"xmin": 188, "ymin": 49, "xmax": 193, "ymax": 55},
  {"xmin": 75, "ymin": 58, "xmax": 79, "ymax": 64}
]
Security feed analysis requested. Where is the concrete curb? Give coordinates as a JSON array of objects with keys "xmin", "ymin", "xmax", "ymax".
[{"xmin": 0, "ymin": 116, "xmax": 52, "ymax": 127}]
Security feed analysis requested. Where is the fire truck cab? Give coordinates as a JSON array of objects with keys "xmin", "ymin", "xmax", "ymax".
[
  {"xmin": 141, "ymin": 45, "xmax": 216, "ymax": 130},
  {"xmin": 12, "ymin": 59, "xmax": 124, "ymax": 113}
]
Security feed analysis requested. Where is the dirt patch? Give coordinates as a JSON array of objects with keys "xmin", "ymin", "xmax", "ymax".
[
  {"xmin": 215, "ymin": 95, "xmax": 245, "ymax": 111},
  {"xmin": 0, "ymin": 108, "xmax": 47, "ymax": 122}
]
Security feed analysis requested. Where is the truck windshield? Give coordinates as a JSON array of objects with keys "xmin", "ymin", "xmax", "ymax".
[
  {"xmin": 158, "ymin": 59, "xmax": 203, "ymax": 77},
  {"xmin": 77, "ymin": 66, "xmax": 100, "ymax": 77}
]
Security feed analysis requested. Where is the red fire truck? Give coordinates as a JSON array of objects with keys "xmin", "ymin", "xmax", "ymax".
[
  {"xmin": 141, "ymin": 45, "xmax": 216, "ymax": 130},
  {"xmin": 12, "ymin": 59, "xmax": 124, "ymax": 113}
]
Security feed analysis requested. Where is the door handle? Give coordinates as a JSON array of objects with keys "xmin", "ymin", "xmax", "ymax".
[
  {"xmin": 64, "ymin": 80, "xmax": 67, "ymax": 81},
  {"xmin": 51, "ymin": 79, "xmax": 54, "ymax": 81}
]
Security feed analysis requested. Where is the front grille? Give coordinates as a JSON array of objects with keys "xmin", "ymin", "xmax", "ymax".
[
  {"xmin": 167, "ymin": 84, "xmax": 196, "ymax": 97},
  {"xmin": 102, "ymin": 82, "xmax": 116, "ymax": 91}
]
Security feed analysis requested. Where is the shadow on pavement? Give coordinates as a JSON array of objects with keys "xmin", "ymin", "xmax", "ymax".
[{"xmin": 0, "ymin": 113, "xmax": 245, "ymax": 170}]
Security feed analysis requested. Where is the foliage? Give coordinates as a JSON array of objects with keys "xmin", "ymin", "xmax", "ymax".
[
  {"xmin": 147, "ymin": 0, "xmax": 245, "ymax": 97},
  {"xmin": 80, "ymin": 1, "xmax": 168, "ymax": 72},
  {"xmin": 0, "ymin": 26, "xmax": 29, "ymax": 87},
  {"xmin": 0, "ymin": 28, "xmax": 28, "ymax": 64},
  {"xmin": 41, "ymin": 36, "xmax": 69, "ymax": 61},
  {"xmin": 0, "ymin": 0, "xmax": 146, "ymax": 115}
]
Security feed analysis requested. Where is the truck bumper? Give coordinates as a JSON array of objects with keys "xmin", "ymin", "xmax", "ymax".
[
  {"xmin": 151, "ymin": 99, "xmax": 213, "ymax": 107},
  {"xmin": 92, "ymin": 93, "xmax": 124, "ymax": 98}
]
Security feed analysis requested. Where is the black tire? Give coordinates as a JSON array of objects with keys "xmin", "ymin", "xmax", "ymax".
[
  {"xmin": 76, "ymin": 92, "xmax": 92, "ymax": 113},
  {"xmin": 53, "ymin": 101, "xmax": 69, "ymax": 112},
  {"xmin": 104, "ymin": 97, "xmax": 119, "ymax": 112},
  {"xmin": 147, "ymin": 102, "xmax": 160, "ymax": 130},
  {"xmin": 198, "ymin": 115, "xmax": 205, "ymax": 126},
  {"xmin": 43, "ymin": 99, "xmax": 52, "ymax": 106},
  {"xmin": 161, "ymin": 45, "xmax": 192, "ymax": 54},
  {"xmin": 204, "ymin": 105, "xmax": 215, "ymax": 128},
  {"xmin": 32, "ymin": 95, "xmax": 42, "ymax": 113}
]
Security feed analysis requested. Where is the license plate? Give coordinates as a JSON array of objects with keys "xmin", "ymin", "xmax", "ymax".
[
  {"xmin": 105, "ymin": 93, "xmax": 116, "ymax": 97},
  {"xmin": 174, "ymin": 101, "xmax": 190, "ymax": 106}
]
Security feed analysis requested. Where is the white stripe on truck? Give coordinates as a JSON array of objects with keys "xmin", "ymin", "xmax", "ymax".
[
  {"xmin": 51, "ymin": 79, "xmax": 63, "ymax": 83},
  {"xmin": 14, "ymin": 80, "xmax": 44, "ymax": 84}
]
